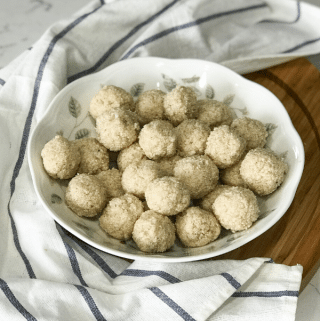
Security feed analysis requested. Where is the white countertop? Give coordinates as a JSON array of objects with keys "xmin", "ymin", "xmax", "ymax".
[{"xmin": 1, "ymin": 0, "xmax": 320, "ymax": 320}]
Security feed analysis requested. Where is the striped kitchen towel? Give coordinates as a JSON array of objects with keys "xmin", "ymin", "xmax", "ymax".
[{"xmin": 0, "ymin": 0, "xmax": 317, "ymax": 320}]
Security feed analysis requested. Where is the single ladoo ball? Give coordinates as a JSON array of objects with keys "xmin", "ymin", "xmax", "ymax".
[
  {"xmin": 73, "ymin": 137, "xmax": 109, "ymax": 175},
  {"xmin": 174, "ymin": 155, "xmax": 219, "ymax": 199},
  {"xmin": 145, "ymin": 176, "xmax": 190, "ymax": 216},
  {"xmin": 205, "ymin": 125, "xmax": 246, "ymax": 169},
  {"xmin": 65, "ymin": 173, "xmax": 108, "ymax": 218},
  {"xmin": 135, "ymin": 89, "xmax": 166, "ymax": 124},
  {"xmin": 213, "ymin": 186, "xmax": 259, "ymax": 232},
  {"xmin": 89, "ymin": 85, "xmax": 134, "ymax": 119},
  {"xmin": 96, "ymin": 107, "xmax": 140, "ymax": 151},
  {"xmin": 196, "ymin": 99, "xmax": 233, "ymax": 128},
  {"xmin": 41, "ymin": 135, "xmax": 80, "ymax": 179},
  {"xmin": 176, "ymin": 207, "xmax": 221, "ymax": 248},
  {"xmin": 163, "ymin": 85, "xmax": 198, "ymax": 126},
  {"xmin": 99, "ymin": 193, "xmax": 144, "ymax": 240},
  {"xmin": 132, "ymin": 210, "xmax": 176, "ymax": 253},
  {"xmin": 175, "ymin": 119, "xmax": 210, "ymax": 157},
  {"xmin": 240, "ymin": 147, "xmax": 288, "ymax": 195},
  {"xmin": 138, "ymin": 119, "xmax": 177, "ymax": 160}
]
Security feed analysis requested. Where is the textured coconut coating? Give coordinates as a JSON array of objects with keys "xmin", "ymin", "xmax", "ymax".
[
  {"xmin": 73, "ymin": 137, "xmax": 109, "ymax": 175},
  {"xmin": 117, "ymin": 142, "xmax": 147, "ymax": 172},
  {"xmin": 163, "ymin": 85, "xmax": 198, "ymax": 126},
  {"xmin": 200, "ymin": 184, "xmax": 233, "ymax": 212},
  {"xmin": 145, "ymin": 176, "xmax": 191, "ymax": 216},
  {"xmin": 231, "ymin": 116, "xmax": 268, "ymax": 150},
  {"xmin": 95, "ymin": 168, "xmax": 125, "ymax": 198},
  {"xmin": 139, "ymin": 119, "xmax": 177, "ymax": 160},
  {"xmin": 96, "ymin": 107, "xmax": 140, "ymax": 151},
  {"xmin": 220, "ymin": 158, "xmax": 247, "ymax": 187},
  {"xmin": 132, "ymin": 210, "xmax": 176, "ymax": 253},
  {"xmin": 65, "ymin": 174, "xmax": 108, "ymax": 217},
  {"xmin": 175, "ymin": 119, "xmax": 211, "ymax": 157},
  {"xmin": 99, "ymin": 193, "xmax": 144, "ymax": 240},
  {"xmin": 156, "ymin": 155, "xmax": 182, "ymax": 176},
  {"xmin": 196, "ymin": 99, "xmax": 233, "ymax": 128},
  {"xmin": 176, "ymin": 207, "xmax": 221, "ymax": 248},
  {"xmin": 135, "ymin": 89, "xmax": 166, "ymax": 124},
  {"xmin": 121, "ymin": 160, "xmax": 163, "ymax": 199},
  {"xmin": 213, "ymin": 186, "xmax": 259, "ymax": 233},
  {"xmin": 240, "ymin": 147, "xmax": 288, "ymax": 195},
  {"xmin": 41, "ymin": 135, "xmax": 81, "ymax": 179},
  {"xmin": 205, "ymin": 125, "xmax": 247, "ymax": 169},
  {"xmin": 173, "ymin": 155, "xmax": 219, "ymax": 199},
  {"xmin": 89, "ymin": 85, "xmax": 134, "ymax": 119}
]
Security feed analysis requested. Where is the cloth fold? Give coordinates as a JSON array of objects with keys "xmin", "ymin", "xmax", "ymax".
[{"xmin": 1, "ymin": 0, "xmax": 318, "ymax": 319}]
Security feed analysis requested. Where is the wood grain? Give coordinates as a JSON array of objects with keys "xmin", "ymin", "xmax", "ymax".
[{"xmin": 212, "ymin": 58, "xmax": 320, "ymax": 292}]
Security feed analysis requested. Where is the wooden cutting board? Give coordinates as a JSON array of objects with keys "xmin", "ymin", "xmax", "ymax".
[{"xmin": 213, "ymin": 57, "xmax": 320, "ymax": 292}]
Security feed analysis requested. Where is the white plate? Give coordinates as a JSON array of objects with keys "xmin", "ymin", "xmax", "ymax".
[{"xmin": 28, "ymin": 57, "xmax": 304, "ymax": 262}]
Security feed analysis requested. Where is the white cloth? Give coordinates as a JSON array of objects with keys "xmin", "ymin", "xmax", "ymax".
[{"xmin": 1, "ymin": 0, "xmax": 318, "ymax": 320}]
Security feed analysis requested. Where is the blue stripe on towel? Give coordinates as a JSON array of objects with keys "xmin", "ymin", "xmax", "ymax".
[
  {"xmin": 67, "ymin": 0, "xmax": 179, "ymax": 83},
  {"xmin": 120, "ymin": 3, "xmax": 268, "ymax": 60},
  {"xmin": 75, "ymin": 285, "xmax": 108, "ymax": 321},
  {"xmin": 260, "ymin": 1, "xmax": 301, "ymax": 24},
  {"xmin": 61, "ymin": 226, "xmax": 118, "ymax": 279},
  {"xmin": 62, "ymin": 240, "xmax": 88, "ymax": 287},
  {"xmin": 56, "ymin": 225, "xmax": 88, "ymax": 286},
  {"xmin": 150, "ymin": 287, "xmax": 197, "ymax": 321},
  {"xmin": 122, "ymin": 269, "xmax": 181, "ymax": 284},
  {"xmin": 282, "ymin": 36, "xmax": 320, "ymax": 53},
  {"xmin": 6, "ymin": 205, "xmax": 36, "ymax": 279},
  {"xmin": 6, "ymin": 1, "xmax": 105, "ymax": 280},
  {"xmin": 0, "ymin": 78, "xmax": 5, "ymax": 86},
  {"xmin": 220, "ymin": 273, "xmax": 241, "ymax": 290},
  {"xmin": 232, "ymin": 290, "xmax": 299, "ymax": 298},
  {"xmin": 0, "ymin": 278, "xmax": 37, "ymax": 321}
]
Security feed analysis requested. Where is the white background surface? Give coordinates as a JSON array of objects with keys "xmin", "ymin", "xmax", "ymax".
[{"xmin": 1, "ymin": 0, "xmax": 320, "ymax": 320}]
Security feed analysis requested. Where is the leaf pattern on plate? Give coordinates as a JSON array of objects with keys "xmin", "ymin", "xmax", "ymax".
[
  {"xmin": 69, "ymin": 96, "xmax": 81, "ymax": 118},
  {"xmin": 265, "ymin": 123, "xmax": 277, "ymax": 146},
  {"xmin": 205, "ymin": 84, "xmax": 215, "ymax": 99},
  {"xmin": 265, "ymin": 123, "xmax": 277, "ymax": 135},
  {"xmin": 222, "ymin": 94, "xmax": 235, "ymax": 106},
  {"xmin": 232, "ymin": 106, "xmax": 248, "ymax": 116},
  {"xmin": 56, "ymin": 130, "xmax": 64, "ymax": 137},
  {"xmin": 181, "ymin": 75, "xmax": 200, "ymax": 83},
  {"xmin": 75, "ymin": 128, "xmax": 90, "ymax": 140},
  {"xmin": 130, "ymin": 83, "xmax": 145, "ymax": 97},
  {"xmin": 51, "ymin": 194, "xmax": 63, "ymax": 204},
  {"xmin": 162, "ymin": 74, "xmax": 177, "ymax": 92}
]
